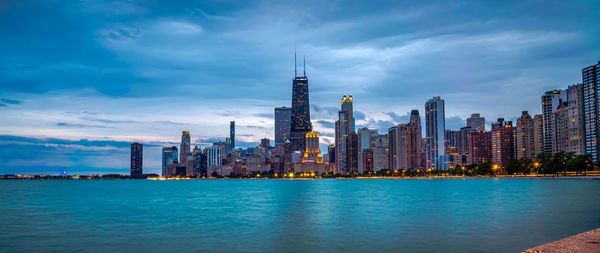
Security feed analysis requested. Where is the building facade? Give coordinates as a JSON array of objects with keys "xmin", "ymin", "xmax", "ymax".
[
  {"xmin": 425, "ymin": 96, "xmax": 446, "ymax": 170},
  {"xmin": 468, "ymin": 131, "xmax": 492, "ymax": 165},
  {"xmin": 583, "ymin": 61, "xmax": 600, "ymax": 160},
  {"xmin": 130, "ymin": 142, "xmax": 143, "ymax": 176},
  {"xmin": 290, "ymin": 61, "xmax": 312, "ymax": 154},
  {"xmin": 335, "ymin": 94, "xmax": 355, "ymax": 173},
  {"xmin": 491, "ymin": 119, "xmax": 516, "ymax": 167},
  {"xmin": 467, "ymin": 113, "xmax": 486, "ymax": 131},
  {"xmin": 274, "ymin": 106, "xmax": 292, "ymax": 146},
  {"xmin": 541, "ymin": 90, "xmax": 567, "ymax": 153},
  {"xmin": 516, "ymin": 111, "xmax": 535, "ymax": 159}
]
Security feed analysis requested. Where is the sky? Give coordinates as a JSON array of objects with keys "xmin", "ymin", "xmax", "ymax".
[{"xmin": 1, "ymin": 0, "xmax": 599, "ymax": 175}]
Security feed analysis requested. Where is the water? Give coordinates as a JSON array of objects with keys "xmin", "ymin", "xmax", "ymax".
[{"xmin": 1, "ymin": 178, "xmax": 599, "ymax": 252}]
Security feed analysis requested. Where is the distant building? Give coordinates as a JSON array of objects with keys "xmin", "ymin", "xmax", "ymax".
[
  {"xmin": 357, "ymin": 127, "xmax": 376, "ymax": 173},
  {"xmin": 389, "ymin": 121, "xmax": 421, "ymax": 171},
  {"xmin": 361, "ymin": 149, "xmax": 374, "ymax": 173},
  {"xmin": 290, "ymin": 55, "xmax": 312, "ymax": 154},
  {"xmin": 335, "ymin": 94, "xmax": 355, "ymax": 173},
  {"xmin": 467, "ymin": 113, "xmax": 486, "ymax": 131},
  {"xmin": 456, "ymin": 126, "xmax": 474, "ymax": 154},
  {"xmin": 371, "ymin": 134, "xmax": 389, "ymax": 171},
  {"xmin": 583, "ymin": 60, "xmax": 600, "ymax": 160},
  {"xmin": 491, "ymin": 119, "xmax": 516, "ymax": 167},
  {"xmin": 161, "ymin": 147, "xmax": 174, "ymax": 177},
  {"xmin": 541, "ymin": 90, "xmax": 567, "ymax": 153},
  {"xmin": 566, "ymin": 83, "xmax": 585, "ymax": 155},
  {"xmin": 302, "ymin": 131, "xmax": 322, "ymax": 163},
  {"xmin": 274, "ymin": 106, "xmax": 292, "ymax": 146},
  {"xmin": 207, "ymin": 144, "xmax": 223, "ymax": 167},
  {"xmin": 516, "ymin": 111, "xmax": 535, "ymax": 159},
  {"xmin": 346, "ymin": 132, "xmax": 359, "ymax": 173},
  {"xmin": 130, "ymin": 142, "xmax": 143, "ymax": 176},
  {"xmin": 468, "ymin": 131, "xmax": 492, "ymax": 165},
  {"xmin": 425, "ymin": 96, "xmax": 446, "ymax": 170},
  {"xmin": 260, "ymin": 138, "xmax": 271, "ymax": 148},
  {"xmin": 180, "ymin": 130, "xmax": 191, "ymax": 164},
  {"xmin": 444, "ymin": 129, "xmax": 457, "ymax": 154},
  {"xmin": 230, "ymin": 121, "xmax": 235, "ymax": 150},
  {"xmin": 193, "ymin": 146, "xmax": 207, "ymax": 177},
  {"xmin": 533, "ymin": 114, "xmax": 544, "ymax": 156}
]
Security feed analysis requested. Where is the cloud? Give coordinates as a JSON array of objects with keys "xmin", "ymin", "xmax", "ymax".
[
  {"xmin": 1, "ymin": 98, "xmax": 21, "ymax": 104},
  {"xmin": 316, "ymin": 120, "xmax": 334, "ymax": 129}
]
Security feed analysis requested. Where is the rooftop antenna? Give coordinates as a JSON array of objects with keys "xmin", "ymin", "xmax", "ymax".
[
  {"xmin": 294, "ymin": 49, "xmax": 297, "ymax": 78},
  {"xmin": 303, "ymin": 55, "xmax": 306, "ymax": 77}
]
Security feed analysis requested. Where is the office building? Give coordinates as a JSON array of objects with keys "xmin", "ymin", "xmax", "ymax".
[
  {"xmin": 230, "ymin": 121, "xmax": 235, "ymax": 150},
  {"xmin": 491, "ymin": 119, "xmax": 516, "ymax": 167},
  {"xmin": 541, "ymin": 90, "xmax": 567, "ymax": 153},
  {"xmin": 467, "ymin": 131, "xmax": 492, "ymax": 165},
  {"xmin": 467, "ymin": 113, "xmax": 486, "ymax": 131},
  {"xmin": 533, "ymin": 114, "xmax": 544, "ymax": 156},
  {"xmin": 567, "ymin": 83, "xmax": 585, "ymax": 155},
  {"xmin": 180, "ymin": 130, "xmax": 191, "ymax": 164},
  {"xmin": 425, "ymin": 96, "xmax": 446, "ymax": 170},
  {"xmin": 130, "ymin": 142, "xmax": 143, "ymax": 176},
  {"xmin": 516, "ymin": 111, "xmax": 535, "ymax": 159},
  {"xmin": 274, "ymin": 106, "xmax": 292, "ymax": 146},
  {"xmin": 290, "ymin": 55, "xmax": 312, "ymax": 154},
  {"xmin": 335, "ymin": 94, "xmax": 355, "ymax": 173},
  {"xmin": 583, "ymin": 60, "xmax": 600, "ymax": 160}
]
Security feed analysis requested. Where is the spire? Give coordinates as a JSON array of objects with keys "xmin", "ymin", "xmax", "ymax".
[
  {"xmin": 303, "ymin": 55, "xmax": 306, "ymax": 77},
  {"xmin": 294, "ymin": 50, "xmax": 297, "ymax": 78}
]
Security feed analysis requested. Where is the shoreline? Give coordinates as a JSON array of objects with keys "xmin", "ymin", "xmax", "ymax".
[
  {"xmin": 2, "ymin": 174, "xmax": 600, "ymax": 180},
  {"xmin": 523, "ymin": 228, "xmax": 600, "ymax": 252}
]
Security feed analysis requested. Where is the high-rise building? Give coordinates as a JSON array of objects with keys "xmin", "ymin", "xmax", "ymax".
[
  {"xmin": 456, "ymin": 126, "xmax": 474, "ymax": 154},
  {"xmin": 230, "ymin": 121, "xmax": 235, "ymax": 150},
  {"xmin": 193, "ymin": 148, "xmax": 207, "ymax": 177},
  {"xmin": 260, "ymin": 138, "xmax": 271, "ymax": 148},
  {"xmin": 207, "ymin": 144, "xmax": 223, "ymax": 167},
  {"xmin": 357, "ymin": 127, "xmax": 376, "ymax": 173},
  {"xmin": 516, "ymin": 111, "xmax": 535, "ymax": 159},
  {"xmin": 491, "ymin": 119, "xmax": 516, "ymax": 167},
  {"xmin": 444, "ymin": 129, "xmax": 457, "ymax": 154},
  {"xmin": 274, "ymin": 106, "xmax": 292, "ymax": 146},
  {"xmin": 468, "ymin": 131, "xmax": 491, "ymax": 165},
  {"xmin": 130, "ymin": 142, "xmax": 143, "ymax": 177},
  {"xmin": 180, "ymin": 130, "xmax": 191, "ymax": 164},
  {"xmin": 371, "ymin": 134, "xmax": 389, "ymax": 171},
  {"xmin": 346, "ymin": 132, "xmax": 359, "ymax": 173},
  {"xmin": 335, "ymin": 94, "xmax": 355, "ymax": 173},
  {"xmin": 425, "ymin": 96, "xmax": 446, "ymax": 170},
  {"xmin": 302, "ymin": 131, "xmax": 322, "ymax": 163},
  {"xmin": 583, "ymin": 60, "xmax": 600, "ymax": 161},
  {"xmin": 567, "ymin": 84, "xmax": 585, "ymax": 155},
  {"xmin": 361, "ymin": 149, "xmax": 374, "ymax": 173},
  {"xmin": 161, "ymin": 146, "xmax": 177, "ymax": 177},
  {"xmin": 467, "ymin": 113, "xmax": 486, "ymax": 131},
  {"xmin": 290, "ymin": 55, "xmax": 312, "ymax": 154},
  {"xmin": 533, "ymin": 114, "xmax": 544, "ymax": 156},
  {"xmin": 541, "ymin": 90, "xmax": 567, "ymax": 153}
]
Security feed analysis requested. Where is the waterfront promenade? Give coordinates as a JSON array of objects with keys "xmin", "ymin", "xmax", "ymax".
[{"xmin": 524, "ymin": 228, "xmax": 600, "ymax": 252}]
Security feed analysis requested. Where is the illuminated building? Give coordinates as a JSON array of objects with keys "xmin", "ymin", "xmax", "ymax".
[
  {"xmin": 230, "ymin": 121, "xmax": 235, "ymax": 150},
  {"xmin": 456, "ymin": 126, "xmax": 474, "ymax": 154},
  {"xmin": 468, "ymin": 131, "xmax": 492, "ymax": 165},
  {"xmin": 444, "ymin": 129, "xmax": 457, "ymax": 154},
  {"xmin": 516, "ymin": 111, "xmax": 535, "ymax": 159},
  {"xmin": 346, "ymin": 132, "xmax": 359, "ymax": 173},
  {"xmin": 357, "ymin": 127, "xmax": 377, "ymax": 173},
  {"xmin": 566, "ymin": 83, "xmax": 585, "ymax": 155},
  {"xmin": 180, "ymin": 130, "xmax": 191, "ymax": 165},
  {"xmin": 335, "ymin": 94, "xmax": 355, "ymax": 173},
  {"xmin": 388, "ymin": 113, "xmax": 421, "ymax": 171},
  {"xmin": 193, "ymin": 146, "xmax": 207, "ymax": 177},
  {"xmin": 371, "ymin": 134, "xmax": 389, "ymax": 171},
  {"xmin": 541, "ymin": 90, "xmax": 567, "ymax": 153},
  {"xmin": 303, "ymin": 131, "xmax": 322, "ymax": 163},
  {"xmin": 290, "ymin": 54, "xmax": 312, "ymax": 154},
  {"xmin": 467, "ymin": 113, "xmax": 486, "ymax": 131},
  {"xmin": 207, "ymin": 144, "xmax": 223, "ymax": 167},
  {"xmin": 425, "ymin": 96, "xmax": 446, "ymax": 170},
  {"xmin": 130, "ymin": 142, "xmax": 143, "ymax": 176},
  {"xmin": 161, "ymin": 146, "xmax": 176, "ymax": 177},
  {"xmin": 361, "ymin": 149, "xmax": 374, "ymax": 173},
  {"xmin": 275, "ymin": 106, "xmax": 292, "ymax": 146},
  {"xmin": 491, "ymin": 119, "xmax": 516, "ymax": 167},
  {"xmin": 583, "ymin": 61, "xmax": 600, "ymax": 160},
  {"xmin": 533, "ymin": 114, "xmax": 544, "ymax": 155}
]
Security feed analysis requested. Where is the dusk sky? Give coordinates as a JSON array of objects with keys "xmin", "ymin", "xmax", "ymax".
[{"xmin": 1, "ymin": 0, "xmax": 599, "ymax": 175}]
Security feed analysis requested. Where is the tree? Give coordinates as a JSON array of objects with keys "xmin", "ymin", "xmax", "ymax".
[{"xmin": 566, "ymin": 154, "xmax": 593, "ymax": 175}]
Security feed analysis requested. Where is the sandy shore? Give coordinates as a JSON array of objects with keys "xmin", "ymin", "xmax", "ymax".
[{"xmin": 523, "ymin": 228, "xmax": 600, "ymax": 252}]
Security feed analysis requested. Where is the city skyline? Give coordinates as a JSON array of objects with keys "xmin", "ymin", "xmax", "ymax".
[{"xmin": 1, "ymin": 1, "xmax": 599, "ymax": 174}]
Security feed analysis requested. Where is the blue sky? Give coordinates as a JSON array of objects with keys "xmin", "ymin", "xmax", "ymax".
[{"xmin": 1, "ymin": 0, "xmax": 599, "ymax": 175}]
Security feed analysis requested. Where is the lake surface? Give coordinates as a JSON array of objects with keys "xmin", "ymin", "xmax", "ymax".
[{"xmin": 1, "ymin": 178, "xmax": 599, "ymax": 252}]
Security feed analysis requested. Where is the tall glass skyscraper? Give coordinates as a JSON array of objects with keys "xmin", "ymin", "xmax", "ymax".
[
  {"xmin": 335, "ymin": 94, "xmax": 354, "ymax": 173},
  {"xmin": 290, "ymin": 55, "xmax": 311, "ymax": 153},
  {"xmin": 583, "ymin": 60, "xmax": 600, "ymax": 161},
  {"xmin": 230, "ymin": 121, "xmax": 235, "ymax": 150},
  {"xmin": 180, "ymin": 130, "xmax": 191, "ymax": 163},
  {"xmin": 425, "ymin": 96, "xmax": 446, "ymax": 170},
  {"xmin": 274, "ymin": 106, "xmax": 292, "ymax": 146},
  {"xmin": 130, "ymin": 142, "xmax": 143, "ymax": 176}
]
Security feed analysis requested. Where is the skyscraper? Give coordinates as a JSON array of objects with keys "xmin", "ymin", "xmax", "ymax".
[
  {"xmin": 554, "ymin": 101, "xmax": 570, "ymax": 153},
  {"xmin": 371, "ymin": 134, "xmax": 389, "ymax": 171},
  {"xmin": 516, "ymin": 111, "xmax": 535, "ymax": 159},
  {"xmin": 567, "ymin": 84, "xmax": 585, "ymax": 155},
  {"xmin": 533, "ymin": 114, "xmax": 544, "ymax": 156},
  {"xmin": 180, "ymin": 130, "xmax": 191, "ymax": 164},
  {"xmin": 541, "ymin": 90, "xmax": 567, "ymax": 153},
  {"xmin": 425, "ymin": 96, "xmax": 446, "ymax": 170},
  {"xmin": 467, "ymin": 113, "xmax": 486, "ymax": 131},
  {"xmin": 468, "ymin": 131, "xmax": 492, "ymax": 165},
  {"xmin": 491, "ymin": 119, "xmax": 516, "ymax": 167},
  {"xmin": 162, "ymin": 147, "xmax": 173, "ymax": 177},
  {"xmin": 290, "ymin": 54, "xmax": 312, "ymax": 153},
  {"xmin": 230, "ymin": 121, "xmax": 235, "ymax": 150},
  {"xmin": 130, "ymin": 142, "xmax": 143, "ymax": 177},
  {"xmin": 583, "ymin": 60, "xmax": 600, "ymax": 160},
  {"xmin": 335, "ymin": 94, "xmax": 354, "ymax": 173},
  {"xmin": 274, "ymin": 106, "xmax": 292, "ymax": 146},
  {"xmin": 456, "ymin": 126, "xmax": 474, "ymax": 154}
]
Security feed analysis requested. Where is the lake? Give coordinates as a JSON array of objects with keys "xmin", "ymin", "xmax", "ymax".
[{"xmin": 1, "ymin": 178, "xmax": 599, "ymax": 252}]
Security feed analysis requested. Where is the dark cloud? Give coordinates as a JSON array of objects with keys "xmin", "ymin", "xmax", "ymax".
[
  {"xmin": 387, "ymin": 112, "xmax": 410, "ymax": 124},
  {"xmin": 354, "ymin": 111, "xmax": 366, "ymax": 120},
  {"xmin": 1, "ymin": 98, "xmax": 21, "ymax": 104},
  {"xmin": 445, "ymin": 116, "xmax": 466, "ymax": 131}
]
